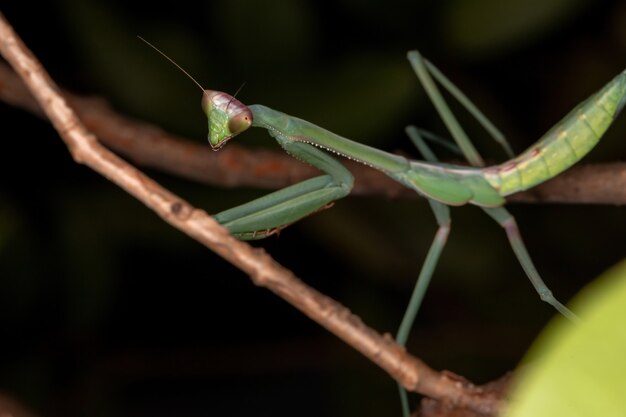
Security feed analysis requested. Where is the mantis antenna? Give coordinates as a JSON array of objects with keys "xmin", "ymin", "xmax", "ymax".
[
  {"xmin": 137, "ymin": 35, "xmax": 207, "ymax": 94},
  {"xmin": 137, "ymin": 36, "xmax": 247, "ymax": 112},
  {"xmin": 227, "ymin": 81, "xmax": 247, "ymax": 112}
]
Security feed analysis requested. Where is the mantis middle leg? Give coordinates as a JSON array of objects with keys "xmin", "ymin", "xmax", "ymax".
[
  {"xmin": 405, "ymin": 50, "xmax": 577, "ymax": 320},
  {"xmin": 394, "ymin": 53, "xmax": 579, "ymax": 417}
]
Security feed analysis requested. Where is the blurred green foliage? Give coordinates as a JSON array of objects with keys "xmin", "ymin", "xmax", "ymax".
[
  {"xmin": 443, "ymin": 0, "xmax": 593, "ymax": 56},
  {"xmin": 506, "ymin": 259, "xmax": 626, "ymax": 417}
]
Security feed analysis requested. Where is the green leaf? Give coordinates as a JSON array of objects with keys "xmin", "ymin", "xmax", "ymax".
[{"xmin": 505, "ymin": 259, "xmax": 626, "ymax": 417}]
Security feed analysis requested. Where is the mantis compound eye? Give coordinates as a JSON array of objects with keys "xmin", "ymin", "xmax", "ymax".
[
  {"xmin": 202, "ymin": 90, "xmax": 253, "ymax": 150},
  {"xmin": 228, "ymin": 112, "xmax": 253, "ymax": 135}
]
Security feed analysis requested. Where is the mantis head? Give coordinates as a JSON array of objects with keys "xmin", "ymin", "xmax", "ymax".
[
  {"xmin": 202, "ymin": 90, "xmax": 253, "ymax": 150},
  {"xmin": 135, "ymin": 37, "xmax": 253, "ymax": 150}
]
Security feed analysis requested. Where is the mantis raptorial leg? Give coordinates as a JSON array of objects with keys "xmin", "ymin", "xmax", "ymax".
[{"xmin": 214, "ymin": 138, "xmax": 354, "ymax": 239}]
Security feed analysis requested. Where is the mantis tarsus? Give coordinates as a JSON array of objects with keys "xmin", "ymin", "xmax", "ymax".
[{"xmin": 141, "ymin": 38, "xmax": 626, "ymax": 415}]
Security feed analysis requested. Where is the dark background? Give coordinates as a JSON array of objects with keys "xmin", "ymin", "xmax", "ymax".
[{"xmin": 1, "ymin": 1, "xmax": 625, "ymax": 416}]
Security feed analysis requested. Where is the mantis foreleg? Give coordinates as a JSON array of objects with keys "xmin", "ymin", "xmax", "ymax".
[{"xmin": 214, "ymin": 138, "xmax": 354, "ymax": 239}]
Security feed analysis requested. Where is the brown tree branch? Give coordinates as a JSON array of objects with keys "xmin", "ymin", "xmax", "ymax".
[
  {"xmin": 0, "ymin": 13, "xmax": 503, "ymax": 416},
  {"xmin": 0, "ymin": 61, "xmax": 625, "ymax": 205},
  {"xmin": 0, "ymin": 393, "xmax": 38, "ymax": 417}
]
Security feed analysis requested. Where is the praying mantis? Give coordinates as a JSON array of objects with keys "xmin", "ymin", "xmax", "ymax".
[
  {"xmin": 142, "ymin": 36, "xmax": 626, "ymax": 325},
  {"xmin": 205, "ymin": 51, "xmax": 624, "ymax": 318},
  {"xmin": 207, "ymin": 58, "xmax": 623, "ymax": 412},
  {"xmin": 141, "ymin": 39, "xmax": 626, "ymax": 415}
]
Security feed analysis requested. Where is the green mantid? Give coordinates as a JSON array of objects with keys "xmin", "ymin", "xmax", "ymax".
[{"xmin": 139, "ymin": 37, "xmax": 626, "ymax": 416}]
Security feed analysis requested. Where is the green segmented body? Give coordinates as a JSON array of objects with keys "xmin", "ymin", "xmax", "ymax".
[{"xmin": 483, "ymin": 69, "xmax": 626, "ymax": 196}]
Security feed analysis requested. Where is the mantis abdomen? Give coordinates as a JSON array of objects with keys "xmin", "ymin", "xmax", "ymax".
[{"xmin": 484, "ymin": 70, "xmax": 626, "ymax": 196}]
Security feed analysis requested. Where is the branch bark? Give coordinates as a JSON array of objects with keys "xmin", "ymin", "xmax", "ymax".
[
  {"xmin": 0, "ymin": 62, "xmax": 625, "ymax": 205},
  {"xmin": 0, "ymin": 13, "xmax": 504, "ymax": 416},
  {"xmin": 0, "ymin": 393, "xmax": 37, "ymax": 417}
]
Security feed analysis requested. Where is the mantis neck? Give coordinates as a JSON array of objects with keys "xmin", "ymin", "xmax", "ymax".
[{"xmin": 249, "ymin": 104, "xmax": 411, "ymax": 174}]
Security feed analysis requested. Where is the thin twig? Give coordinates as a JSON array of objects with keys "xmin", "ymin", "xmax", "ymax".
[
  {"xmin": 0, "ymin": 13, "xmax": 503, "ymax": 416},
  {"xmin": 0, "ymin": 393, "xmax": 37, "ymax": 417},
  {"xmin": 0, "ymin": 62, "xmax": 625, "ymax": 205}
]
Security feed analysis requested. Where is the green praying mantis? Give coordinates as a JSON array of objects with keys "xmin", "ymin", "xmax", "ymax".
[
  {"xmin": 141, "ymin": 38, "xmax": 626, "ymax": 414},
  {"xmin": 203, "ymin": 51, "xmax": 625, "ymax": 320}
]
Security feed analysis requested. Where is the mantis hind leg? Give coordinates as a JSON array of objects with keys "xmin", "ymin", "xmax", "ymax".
[
  {"xmin": 407, "ymin": 50, "xmax": 514, "ymax": 164},
  {"xmin": 214, "ymin": 140, "xmax": 353, "ymax": 240},
  {"xmin": 482, "ymin": 207, "xmax": 579, "ymax": 322},
  {"xmin": 407, "ymin": 51, "xmax": 577, "ymax": 321}
]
